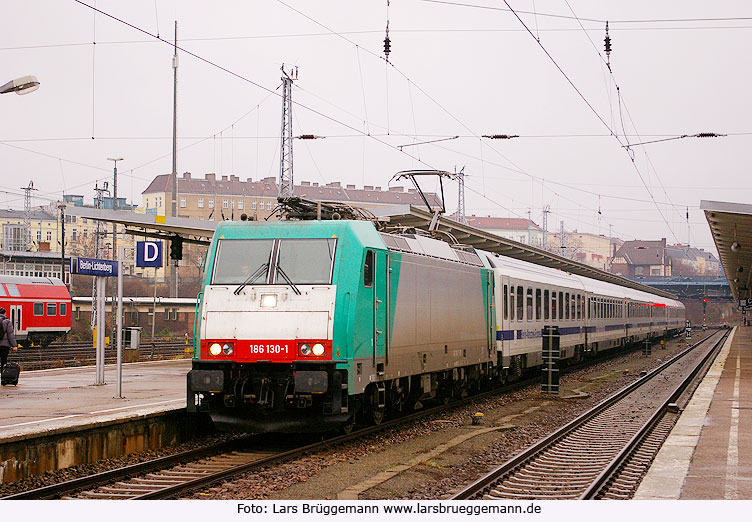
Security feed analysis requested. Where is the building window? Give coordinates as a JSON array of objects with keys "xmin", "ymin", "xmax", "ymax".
[
  {"xmin": 75, "ymin": 306, "xmax": 80, "ymax": 320},
  {"xmin": 198, "ymin": 198, "xmax": 204, "ymax": 208},
  {"xmin": 147, "ymin": 307, "xmax": 154, "ymax": 325},
  {"xmin": 36, "ymin": 230, "xmax": 42, "ymax": 241},
  {"xmin": 33, "ymin": 302, "xmax": 44, "ymax": 316},
  {"xmin": 238, "ymin": 199, "xmax": 244, "ymax": 210},
  {"xmin": 72, "ymin": 229, "xmax": 78, "ymax": 241},
  {"xmin": 266, "ymin": 200, "xmax": 272, "ymax": 210},
  {"xmin": 223, "ymin": 199, "xmax": 229, "ymax": 209},
  {"xmin": 231, "ymin": 200, "xmax": 235, "ymax": 209},
  {"xmin": 208, "ymin": 198, "xmax": 214, "ymax": 208},
  {"xmin": 519, "ymin": 235, "xmax": 526, "ymax": 244},
  {"xmin": 180, "ymin": 197, "xmax": 186, "ymax": 208},
  {"xmin": 171, "ymin": 308, "xmax": 178, "ymax": 320},
  {"xmin": 164, "ymin": 308, "xmax": 170, "ymax": 320},
  {"xmin": 46, "ymin": 303, "xmax": 57, "ymax": 316},
  {"xmin": 46, "ymin": 231, "xmax": 52, "ymax": 241},
  {"xmin": 251, "ymin": 200, "xmax": 257, "ymax": 210}
]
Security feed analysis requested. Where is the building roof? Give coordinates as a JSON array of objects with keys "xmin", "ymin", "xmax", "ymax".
[
  {"xmin": 613, "ymin": 239, "xmax": 667, "ymax": 266},
  {"xmin": 665, "ymin": 245, "xmax": 719, "ymax": 263},
  {"xmin": 143, "ymin": 173, "xmax": 443, "ymax": 207},
  {"xmin": 0, "ymin": 208, "xmax": 56, "ymax": 221},
  {"xmin": 466, "ymin": 216, "xmax": 542, "ymax": 231}
]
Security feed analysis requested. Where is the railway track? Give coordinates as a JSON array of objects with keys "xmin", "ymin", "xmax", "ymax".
[
  {"xmin": 451, "ymin": 330, "xmax": 728, "ymax": 500},
  {"xmin": 5, "ymin": 333, "xmax": 695, "ymax": 500},
  {"xmin": 16, "ymin": 341, "xmax": 191, "ymax": 370}
]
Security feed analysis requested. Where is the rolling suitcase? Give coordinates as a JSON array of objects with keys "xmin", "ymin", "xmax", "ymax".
[{"xmin": 1, "ymin": 361, "xmax": 20, "ymax": 386}]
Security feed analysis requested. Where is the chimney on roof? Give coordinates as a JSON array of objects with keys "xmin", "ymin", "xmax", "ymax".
[
  {"xmin": 407, "ymin": 188, "xmax": 416, "ymax": 193},
  {"xmin": 246, "ymin": 177, "xmax": 253, "ymax": 183},
  {"xmin": 364, "ymin": 185, "xmax": 373, "ymax": 191},
  {"xmin": 221, "ymin": 175, "xmax": 228, "ymax": 181},
  {"xmin": 205, "ymin": 173, "xmax": 216, "ymax": 182},
  {"xmin": 375, "ymin": 186, "xmax": 381, "ymax": 191},
  {"xmin": 389, "ymin": 186, "xmax": 404, "ymax": 192},
  {"xmin": 230, "ymin": 175, "xmax": 239, "ymax": 182},
  {"xmin": 312, "ymin": 182, "xmax": 319, "ymax": 187},
  {"xmin": 182, "ymin": 172, "xmax": 191, "ymax": 179},
  {"xmin": 346, "ymin": 184, "xmax": 355, "ymax": 189},
  {"xmin": 262, "ymin": 176, "xmax": 276, "ymax": 184},
  {"xmin": 326, "ymin": 182, "xmax": 341, "ymax": 188},
  {"xmin": 301, "ymin": 181, "xmax": 311, "ymax": 186}
]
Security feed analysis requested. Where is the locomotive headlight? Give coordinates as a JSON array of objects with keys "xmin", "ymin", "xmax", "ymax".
[
  {"xmin": 312, "ymin": 343, "xmax": 325, "ymax": 356},
  {"xmin": 260, "ymin": 293, "xmax": 278, "ymax": 308},
  {"xmin": 209, "ymin": 343, "xmax": 222, "ymax": 356},
  {"xmin": 222, "ymin": 343, "xmax": 234, "ymax": 355},
  {"xmin": 299, "ymin": 343, "xmax": 312, "ymax": 356}
]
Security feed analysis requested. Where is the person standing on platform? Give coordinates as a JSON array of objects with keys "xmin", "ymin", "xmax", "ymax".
[{"xmin": 0, "ymin": 307, "xmax": 18, "ymax": 373}]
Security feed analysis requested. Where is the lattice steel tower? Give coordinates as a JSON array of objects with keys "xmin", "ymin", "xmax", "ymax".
[
  {"xmin": 278, "ymin": 65, "xmax": 298, "ymax": 198},
  {"xmin": 21, "ymin": 181, "xmax": 37, "ymax": 250},
  {"xmin": 454, "ymin": 168, "xmax": 468, "ymax": 225}
]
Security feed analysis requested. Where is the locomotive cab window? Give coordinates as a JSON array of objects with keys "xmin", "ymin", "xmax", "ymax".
[{"xmin": 364, "ymin": 250, "xmax": 373, "ymax": 288}]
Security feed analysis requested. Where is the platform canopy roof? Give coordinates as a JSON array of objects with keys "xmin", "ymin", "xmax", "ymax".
[
  {"xmin": 372, "ymin": 205, "xmax": 677, "ymax": 300},
  {"xmin": 65, "ymin": 203, "xmax": 676, "ymax": 299},
  {"xmin": 65, "ymin": 206, "xmax": 216, "ymax": 243},
  {"xmin": 701, "ymin": 200, "xmax": 752, "ymax": 301}
]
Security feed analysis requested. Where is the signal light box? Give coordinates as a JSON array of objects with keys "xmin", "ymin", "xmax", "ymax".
[{"xmin": 136, "ymin": 241, "xmax": 163, "ymax": 268}]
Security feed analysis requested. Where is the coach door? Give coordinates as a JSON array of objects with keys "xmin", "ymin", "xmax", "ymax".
[
  {"xmin": 10, "ymin": 304, "xmax": 22, "ymax": 334},
  {"xmin": 499, "ymin": 276, "xmax": 511, "ymax": 358},
  {"xmin": 365, "ymin": 249, "xmax": 389, "ymax": 372}
]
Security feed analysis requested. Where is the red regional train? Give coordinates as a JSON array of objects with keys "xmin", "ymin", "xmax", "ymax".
[{"xmin": 0, "ymin": 275, "xmax": 71, "ymax": 348}]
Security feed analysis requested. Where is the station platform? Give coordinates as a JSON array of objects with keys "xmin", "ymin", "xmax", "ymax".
[
  {"xmin": 636, "ymin": 326, "xmax": 752, "ymax": 499},
  {"xmin": 0, "ymin": 359, "xmax": 191, "ymax": 442}
]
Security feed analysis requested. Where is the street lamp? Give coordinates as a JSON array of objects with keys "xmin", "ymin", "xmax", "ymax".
[{"xmin": 1, "ymin": 75, "xmax": 40, "ymax": 95}]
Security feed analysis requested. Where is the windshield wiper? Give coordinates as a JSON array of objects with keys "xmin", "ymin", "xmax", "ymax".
[
  {"xmin": 275, "ymin": 265, "xmax": 302, "ymax": 295},
  {"xmin": 233, "ymin": 263, "xmax": 269, "ymax": 295}
]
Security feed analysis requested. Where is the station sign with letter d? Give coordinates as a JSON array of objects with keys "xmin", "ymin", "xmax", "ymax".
[{"xmin": 136, "ymin": 241, "xmax": 163, "ymax": 268}]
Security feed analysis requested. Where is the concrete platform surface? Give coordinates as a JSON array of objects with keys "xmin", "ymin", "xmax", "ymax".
[
  {"xmin": 0, "ymin": 359, "xmax": 191, "ymax": 442},
  {"xmin": 636, "ymin": 326, "xmax": 752, "ymax": 499}
]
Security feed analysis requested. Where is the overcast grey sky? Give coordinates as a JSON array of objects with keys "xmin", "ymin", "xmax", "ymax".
[{"xmin": 2, "ymin": 1, "xmax": 751, "ymax": 254}]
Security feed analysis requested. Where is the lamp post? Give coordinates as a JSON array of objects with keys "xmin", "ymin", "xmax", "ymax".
[
  {"xmin": 107, "ymin": 157, "xmax": 123, "ymax": 343},
  {"xmin": 1, "ymin": 75, "xmax": 40, "ymax": 95}
]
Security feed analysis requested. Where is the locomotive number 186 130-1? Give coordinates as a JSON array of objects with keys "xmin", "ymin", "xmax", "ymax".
[{"xmin": 248, "ymin": 344, "xmax": 290, "ymax": 355}]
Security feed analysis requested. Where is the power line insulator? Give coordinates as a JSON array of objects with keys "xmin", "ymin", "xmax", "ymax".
[{"xmin": 384, "ymin": 35, "xmax": 391, "ymax": 61}]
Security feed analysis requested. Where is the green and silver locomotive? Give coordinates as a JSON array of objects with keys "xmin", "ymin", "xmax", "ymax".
[{"xmin": 187, "ymin": 219, "xmax": 496, "ymax": 432}]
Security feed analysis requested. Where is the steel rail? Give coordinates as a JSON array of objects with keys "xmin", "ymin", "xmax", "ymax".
[
  {"xmin": 580, "ymin": 329, "xmax": 729, "ymax": 499},
  {"xmin": 5, "ymin": 333, "xmax": 684, "ymax": 500},
  {"xmin": 450, "ymin": 331, "xmax": 719, "ymax": 500}
]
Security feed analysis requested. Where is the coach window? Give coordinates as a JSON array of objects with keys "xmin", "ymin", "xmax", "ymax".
[
  {"xmin": 564, "ymin": 293, "xmax": 570, "ymax": 320},
  {"xmin": 576, "ymin": 295, "xmax": 581, "ymax": 320},
  {"xmin": 33, "ymin": 302, "xmax": 44, "ymax": 316},
  {"xmin": 558, "ymin": 291, "xmax": 564, "ymax": 320},
  {"xmin": 503, "ymin": 284, "xmax": 509, "ymax": 320},
  {"xmin": 516, "ymin": 286, "xmax": 524, "ymax": 321},
  {"xmin": 550, "ymin": 292, "xmax": 555, "ymax": 318},
  {"xmin": 46, "ymin": 303, "xmax": 57, "ymax": 316},
  {"xmin": 527, "ymin": 288, "xmax": 533, "ymax": 321},
  {"xmin": 363, "ymin": 251, "xmax": 373, "ymax": 288},
  {"xmin": 535, "ymin": 289, "xmax": 541, "ymax": 320},
  {"xmin": 509, "ymin": 286, "xmax": 515, "ymax": 322},
  {"xmin": 544, "ymin": 290, "xmax": 550, "ymax": 320},
  {"xmin": 60, "ymin": 303, "xmax": 67, "ymax": 316}
]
